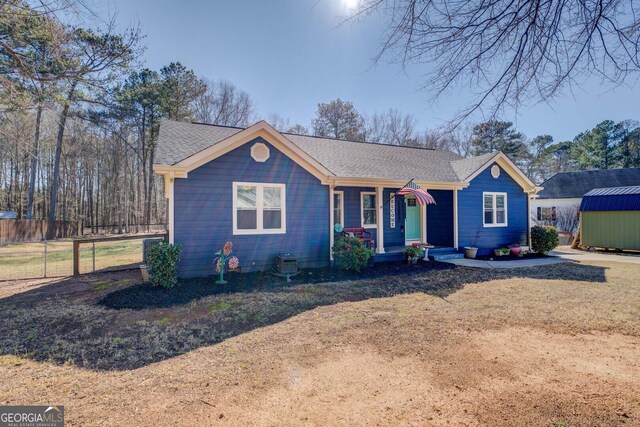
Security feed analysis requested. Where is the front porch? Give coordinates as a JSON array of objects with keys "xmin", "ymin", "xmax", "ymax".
[{"xmin": 330, "ymin": 184, "xmax": 460, "ymax": 262}]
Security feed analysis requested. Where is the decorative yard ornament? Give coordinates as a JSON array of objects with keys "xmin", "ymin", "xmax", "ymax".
[{"xmin": 213, "ymin": 241, "xmax": 240, "ymax": 284}]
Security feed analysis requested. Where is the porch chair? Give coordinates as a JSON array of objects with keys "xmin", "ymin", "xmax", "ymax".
[{"xmin": 341, "ymin": 227, "xmax": 374, "ymax": 250}]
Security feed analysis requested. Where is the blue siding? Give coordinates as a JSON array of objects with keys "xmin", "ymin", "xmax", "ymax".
[
  {"xmin": 427, "ymin": 190, "xmax": 454, "ymax": 247},
  {"xmin": 457, "ymin": 163, "xmax": 528, "ymax": 255},
  {"xmin": 335, "ymin": 186, "xmax": 377, "ymax": 244},
  {"xmin": 383, "ymin": 188, "xmax": 405, "ymax": 247},
  {"xmin": 174, "ymin": 137, "xmax": 329, "ymax": 277}
]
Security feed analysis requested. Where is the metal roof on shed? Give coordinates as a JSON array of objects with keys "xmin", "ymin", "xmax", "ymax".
[{"xmin": 580, "ymin": 186, "xmax": 640, "ymax": 211}]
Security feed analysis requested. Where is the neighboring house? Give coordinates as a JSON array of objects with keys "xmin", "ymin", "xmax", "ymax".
[
  {"xmin": 580, "ymin": 186, "xmax": 640, "ymax": 251},
  {"xmin": 532, "ymin": 168, "xmax": 640, "ymax": 230},
  {"xmin": 154, "ymin": 119, "xmax": 540, "ymax": 277}
]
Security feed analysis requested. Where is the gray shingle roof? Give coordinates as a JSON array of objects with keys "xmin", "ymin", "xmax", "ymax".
[
  {"xmin": 538, "ymin": 169, "xmax": 640, "ymax": 199},
  {"xmin": 450, "ymin": 152, "xmax": 499, "ymax": 181},
  {"xmin": 155, "ymin": 119, "xmax": 501, "ymax": 183},
  {"xmin": 284, "ymin": 133, "xmax": 463, "ymax": 182},
  {"xmin": 155, "ymin": 120, "xmax": 242, "ymax": 165}
]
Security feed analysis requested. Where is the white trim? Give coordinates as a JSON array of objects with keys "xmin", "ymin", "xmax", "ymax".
[
  {"xmin": 483, "ymin": 192, "xmax": 508, "ymax": 227},
  {"xmin": 164, "ymin": 174, "xmax": 175, "ymax": 244},
  {"xmin": 332, "ymin": 177, "xmax": 467, "ymax": 190},
  {"xmin": 361, "ymin": 191, "xmax": 377, "ymax": 229},
  {"xmin": 376, "ymin": 186, "xmax": 384, "ymax": 254},
  {"xmin": 333, "ymin": 190, "xmax": 344, "ymax": 227},
  {"xmin": 329, "ymin": 186, "xmax": 335, "ymax": 261},
  {"xmin": 232, "ymin": 182, "xmax": 286, "ymax": 235},
  {"xmin": 421, "ymin": 199, "xmax": 427, "ymax": 244},
  {"xmin": 453, "ymin": 189, "xmax": 459, "ymax": 248}
]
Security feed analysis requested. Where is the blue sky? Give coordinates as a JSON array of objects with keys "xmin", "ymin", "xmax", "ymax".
[{"xmin": 97, "ymin": 0, "xmax": 639, "ymax": 142}]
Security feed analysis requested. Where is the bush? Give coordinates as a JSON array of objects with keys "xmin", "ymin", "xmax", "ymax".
[
  {"xmin": 403, "ymin": 246, "xmax": 422, "ymax": 258},
  {"xmin": 332, "ymin": 236, "xmax": 374, "ymax": 272},
  {"xmin": 147, "ymin": 243, "xmax": 181, "ymax": 288},
  {"xmin": 531, "ymin": 225, "xmax": 559, "ymax": 254}
]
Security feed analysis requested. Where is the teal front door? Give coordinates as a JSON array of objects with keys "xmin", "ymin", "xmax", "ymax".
[{"xmin": 405, "ymin": 197, "xmax": 420, "ymax": 241}]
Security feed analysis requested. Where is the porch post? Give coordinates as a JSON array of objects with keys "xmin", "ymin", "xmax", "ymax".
[
  {"xmin": 329, "ymin": 185, "xmax": 335, "ymax": 260},
  {"xmin": 421, "ymin": 193, "xmax": 427, "ymax": 243},
  {"xmin": 376, "ymin": 186, "xmax": 385, "ymax": 254},
  {"xmin": 453, "ymin": 189, "xmax": 459, "ymax": 249}
]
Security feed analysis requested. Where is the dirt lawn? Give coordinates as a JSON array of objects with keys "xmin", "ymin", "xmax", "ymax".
[{"xmin": 1, "ymin": 260, "xmax": 639, "ymax": 426}]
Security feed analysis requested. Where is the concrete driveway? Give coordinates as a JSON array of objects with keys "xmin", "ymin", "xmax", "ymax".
[
  {"xmin": 441, "ymin": 246, "xmax": 640, "ymax": 269},
  {"xmin": 549, "ymin": 247, "xmax": 640, "ymax": 265}
]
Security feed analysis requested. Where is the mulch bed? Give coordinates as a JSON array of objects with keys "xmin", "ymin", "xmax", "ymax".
[
  {"xmin": 100, "ymin": 261, "xmax": 455, "ymax": 310},
  {"xmin": 476, "ymin": 253, "xmax": 550, "ymax": 262}
]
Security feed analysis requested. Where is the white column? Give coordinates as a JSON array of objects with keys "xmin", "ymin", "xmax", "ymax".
[
  {"xmin": 421, "ymin": 198, "xmax": 427, "ymax": 243},
  {"xmin": 329, "ymin": 186, "xmax": 335, "ymax": 260},
  {"xmin": 453, "ymin": 189, "xmax": 459, "ymax": 249},
  {"xmin": 376, "ymin": 186, "xmax": 385, "ymax": 254}
]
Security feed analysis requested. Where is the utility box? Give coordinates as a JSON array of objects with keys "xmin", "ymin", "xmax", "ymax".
[{"xmin": 276, "ymin": 254, "xmax": 298, "ymax": 275}]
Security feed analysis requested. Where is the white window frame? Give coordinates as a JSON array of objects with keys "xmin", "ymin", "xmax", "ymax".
[
  {"xmin": 482, "ymin": 192, "xmax": 508, "ymax": 227},
  {"xmin": 333, "ymin": 190, "xmax": 344, "ymax": 227},
  {"xmin": 361, "ymin": 191, "xmax": 377, "ymax": 229},
  {"xmin": 232, "ymin": 182, "xmax": 286, "ymax": 235}
]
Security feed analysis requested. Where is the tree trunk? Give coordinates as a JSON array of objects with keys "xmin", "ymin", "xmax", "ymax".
[{"xmin": 48, "ymin": 81, "xmax": 77, "ymax": 234}]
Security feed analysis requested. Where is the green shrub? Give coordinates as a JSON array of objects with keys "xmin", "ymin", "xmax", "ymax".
[
  {"xmin": 403, "ymin": 246, "xmax": 422, "ymax": 258},
  {"xmin": 332, "ymin": 236, "xmax": 374, "ymax": 272},
  {"xmin": 531, "ymin": 225, "xmax": 559, "ymax": 254},
  {"xmin": 147, "ymin": 243, "xmax": 181, "ymax": 288}
]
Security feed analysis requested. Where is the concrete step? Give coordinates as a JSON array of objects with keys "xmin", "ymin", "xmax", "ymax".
[{"xmin": 430, "ymin": 252, "xmax": 465, "ymax": 261}]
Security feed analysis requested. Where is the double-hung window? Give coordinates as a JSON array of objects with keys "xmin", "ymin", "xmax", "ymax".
[
  {"xmin": 361, "ymin": 192, "xmax": 377, "ymax": 228},
  {"xmin": 233, "ymin": 182, "xmax": 286, "ymax": 234},
  {"xmin": 483, "ymin": 192, "xmax": 507, "ymax": 227}
]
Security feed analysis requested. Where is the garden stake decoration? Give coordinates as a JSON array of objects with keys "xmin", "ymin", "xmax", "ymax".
[{"xmin": 214, "ymin": 241, "xmax": 240, "ymax": 284}]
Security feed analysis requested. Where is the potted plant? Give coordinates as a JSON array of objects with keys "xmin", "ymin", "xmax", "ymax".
[
  {"xmin": 464, "ymin": 231, "xmax": 481, "ymax": 259},
  {"xmin": 509, "ymin": 244, "xmax": 522, "ymax": 256},
  {"xmin": 493, "ymin": 247, "xmax": 510, "ymax": 257},
  {"xmin": 404, "ymin": 246, "xmax": 422, "ymax": 264},
  {"xmin": 213, "ymin": 241, "xmax": 240, "ymax": 284}
]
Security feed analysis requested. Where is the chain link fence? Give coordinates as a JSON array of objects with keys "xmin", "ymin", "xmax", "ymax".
[{"xmin": 0, "ymin": 234, "xmax": 166, "ymax": 281}]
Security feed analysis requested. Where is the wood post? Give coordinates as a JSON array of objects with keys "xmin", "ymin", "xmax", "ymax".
[{"xmin": 73, "ymin": 240, "xmax": 80, "ymax": 276}]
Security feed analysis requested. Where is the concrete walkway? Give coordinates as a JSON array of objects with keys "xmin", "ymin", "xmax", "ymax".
[
  {"xmin": 441, "ymin": 256, "xmax": 569, "ymax": 269},
  {"xmin": 441, "ymin": 247, "xmax": 640, "ymax": 269},
  {"xmin": 549, "ymin": 248, "xmax": 640, "ymax": 265}
]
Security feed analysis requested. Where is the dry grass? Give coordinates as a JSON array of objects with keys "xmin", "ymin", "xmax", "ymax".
[{"xmin": 0, "ymin": 261, "xmax": 638, "ymax": 426}]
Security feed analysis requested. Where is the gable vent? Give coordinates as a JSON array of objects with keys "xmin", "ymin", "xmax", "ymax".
[
  {"xmin": 251, "ymin": 143, "xmax": 270, "ymax": 162},
  {"xmin": 491, "ymin": 165, "xmax": 501, "ymax": 178}
]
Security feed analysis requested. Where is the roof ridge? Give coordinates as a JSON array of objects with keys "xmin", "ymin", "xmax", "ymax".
[{"xmin": 175, "ymin": 119, "xmax": 459, "ymax": 153}]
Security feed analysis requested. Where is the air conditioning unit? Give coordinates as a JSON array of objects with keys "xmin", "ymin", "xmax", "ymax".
[{"xmin": 276, "ymin": 254, "xmax": 298, "ymax": 275}]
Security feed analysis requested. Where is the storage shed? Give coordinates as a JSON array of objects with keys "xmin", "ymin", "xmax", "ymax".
[{"xmin": 580, "ymin": 186, "xmax": 640, "ymax": 251}]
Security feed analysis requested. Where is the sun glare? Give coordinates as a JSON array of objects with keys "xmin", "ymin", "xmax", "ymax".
[{"xmin": 344, "ymin": 0, "xmax": 359, "ymax": 11}]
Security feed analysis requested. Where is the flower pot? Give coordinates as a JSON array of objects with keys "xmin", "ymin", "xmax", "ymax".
[
  {"xmin": 140, "ymin": 264, "xmax": 149, "ymax": 282},
  {"xmin": 510, "ymin": 246, "xmax": 521, "ymax": 256},
  {"xmin": 464, "ymin": 247, "xmax": 478, "ymax": 259}
]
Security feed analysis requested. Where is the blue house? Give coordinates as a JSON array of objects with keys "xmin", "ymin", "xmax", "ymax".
[{"xmin": 154, "ymin": 120, "xmax": 541, "ymax": 277}]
